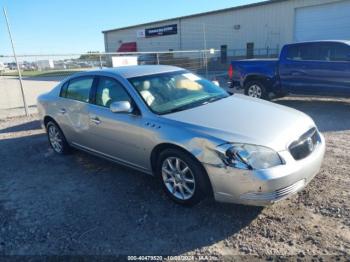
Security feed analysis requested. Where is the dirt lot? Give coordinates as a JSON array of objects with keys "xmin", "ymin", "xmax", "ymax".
[
  {"xmin": 0, "ymin": 76, "xmax": 59, "ymax": 119},
  {"xmin": 0, "ymin": 96, "xmax": 349, "ymax": 259}
]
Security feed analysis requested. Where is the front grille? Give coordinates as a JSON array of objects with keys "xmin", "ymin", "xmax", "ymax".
[{"xmin": 289, "ymin": 127, "xmax": 321, "ymax": 160}]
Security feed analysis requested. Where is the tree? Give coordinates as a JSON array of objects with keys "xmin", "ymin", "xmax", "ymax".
[{"xmin": 79, "ymin": 51, "xmax": 100, "ymax": 60}]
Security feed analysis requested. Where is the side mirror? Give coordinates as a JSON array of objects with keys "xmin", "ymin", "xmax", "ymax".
[{"xmin": 110, "ymin": 101, "xmax": 133, "ymax": 113}]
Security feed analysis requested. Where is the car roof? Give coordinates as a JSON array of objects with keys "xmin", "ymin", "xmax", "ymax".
[
  {"xmin": 286, "ymin": 40, "xmax": 350, "ymax": 46},
  {"xmin": 80, "ymin": 65, "xmax": 184, "ymax": 79}
]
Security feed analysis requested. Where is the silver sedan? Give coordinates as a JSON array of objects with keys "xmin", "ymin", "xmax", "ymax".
[{"xmin": 37, "ymin": 65, "xmax": 325, "ymax": 206}]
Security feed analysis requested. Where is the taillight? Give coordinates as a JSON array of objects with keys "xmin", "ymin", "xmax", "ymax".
[{"xmin": 228, "ymin": 64, "xmax": 233, "ymax": 79}]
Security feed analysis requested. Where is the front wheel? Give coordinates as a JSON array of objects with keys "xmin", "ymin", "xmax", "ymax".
[
  {"xmin": 244, "ymin": 81, "xmax": 266, "ymax": 99},
  {"xmin": 157, "ymin": 148, "xmax": 211, "ymax": 206}
]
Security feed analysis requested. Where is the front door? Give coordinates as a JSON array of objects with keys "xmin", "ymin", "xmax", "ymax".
[
  {"xmin": 279, "ymin": 43, "xmax": 322, "ymax": 95},
  {"xmin": 86, "ymin": 76, "xmax": 147, "ymax": 170}
]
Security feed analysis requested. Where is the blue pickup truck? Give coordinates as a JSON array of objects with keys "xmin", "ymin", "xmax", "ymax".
[{"xmin": 229, "ymin": 40, "xmax": 350, "ymax": 99}]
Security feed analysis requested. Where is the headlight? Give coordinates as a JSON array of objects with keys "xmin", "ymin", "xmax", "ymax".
[{"xmin": 222, "ymin": 143, "xmax": 283, "ymax": 170}]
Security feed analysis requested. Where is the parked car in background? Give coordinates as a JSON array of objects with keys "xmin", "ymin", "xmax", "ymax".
[
  {"xmin": 138, "ymin": 54, "xmax": 158, "ymax": 65},
  {"xmin": 37, "ymin": 65, "xmax": 325, "ymax": 206},
  {"xmin": 229, "ymin": 40, "xmax": 350, "ymax": 99},
  {"xmin": 21, "ymin": 62, "xmax": 37, "ymax": 71},
  {"xmin": 7, "ymin": 62, "xmax": 17, "ymax": 70}
]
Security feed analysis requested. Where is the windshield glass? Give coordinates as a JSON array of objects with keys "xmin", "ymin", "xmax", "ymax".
[{"xmin": 128, "ymin": 70, "xmax": 229, "ymax": 114}]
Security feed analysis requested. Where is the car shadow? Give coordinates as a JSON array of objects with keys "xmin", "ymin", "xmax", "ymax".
[
  {"xmin": 0, "ymin": 132, "xmax": 262, "ymax": 255},
  {"xmin": 0, "ymin": 120, "xmax": 41, "ymax": 134},
  {"xmin": 275, "ymin": 97, "xmax": 350, "ymax": 132}
]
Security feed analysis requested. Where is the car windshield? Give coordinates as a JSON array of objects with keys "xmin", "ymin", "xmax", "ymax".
[{"xmin": 128, "ymin": 70, "xmax": 229, "ymax": 114}]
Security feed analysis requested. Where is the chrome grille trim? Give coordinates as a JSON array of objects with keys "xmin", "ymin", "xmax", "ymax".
[{"xmin": 240, "ymin": 179, "xmax": 306, "ymax": 201}]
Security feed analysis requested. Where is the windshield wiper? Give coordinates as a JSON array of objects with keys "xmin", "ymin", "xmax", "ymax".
[
  {"xmin": 205, "ymin": 95, "xmax": 227, "ymax": 103},
  {"xmin": 161, "ymin": 102, "xmax": 200, "ymax": 114},
  {"xmin": 161, "ymin": 95, "xmax": 227, "ymax": 115}
]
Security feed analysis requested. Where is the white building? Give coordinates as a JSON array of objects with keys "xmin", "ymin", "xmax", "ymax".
[
  {"xmin": 102, "ymin": 0, "xmax": 350, "ymax": 56},
  {"xmin": 36, "ymin": 59, "xmax": 54, "ymax": 70}
]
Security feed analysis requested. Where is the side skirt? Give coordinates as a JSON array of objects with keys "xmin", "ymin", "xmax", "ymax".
[{"xmin": 70, "ymin": 143, "xmax": 154, "ymax": 176}]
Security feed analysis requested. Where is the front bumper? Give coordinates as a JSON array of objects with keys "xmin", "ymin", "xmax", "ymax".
[{"xmin": 203, "ymin": 134, "xmax": 326, "ymax": 206}]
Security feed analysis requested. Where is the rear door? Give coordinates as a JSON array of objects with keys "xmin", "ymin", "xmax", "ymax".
[
  {"xmin": 246, "ymin": 42, "xmax": 254, "ymax": 59},
  {"xmin": 56, "ymin": 76, "xmax": 95, "ymax": 145},
  {"xmin": 324, "ymin": 42, "xmax": 350, "ymax": 96}
]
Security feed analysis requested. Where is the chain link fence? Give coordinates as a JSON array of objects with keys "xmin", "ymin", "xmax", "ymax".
[{"xmin": 0, "ymin": 47, "xmax": 279, "ymax": 119}]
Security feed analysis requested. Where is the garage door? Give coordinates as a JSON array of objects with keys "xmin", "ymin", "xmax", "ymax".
[{"xmin": 295, "ymin": 1, "xmax": 350, "ymax": 42}]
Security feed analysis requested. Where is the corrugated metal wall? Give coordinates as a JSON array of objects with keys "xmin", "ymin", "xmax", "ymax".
[
  {"xmin": 103, "ymin": 0, "xmax": 347, "ymax": 53},
  {"xmin": 104, "ymin": 19, "xmax": 181, "ymax": 52}
]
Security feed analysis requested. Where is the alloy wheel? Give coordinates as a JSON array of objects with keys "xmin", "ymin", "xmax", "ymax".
[
  {"xmin": 248, "ymin": 84, "xmax": 262, "ymax": 98},
  {"xmin": 48, "ymin": 124, "xmax": 63, "ymax": 153},
  {"xmin": 161, "ymin": 157, "xmax": 196, "ymax": 200}
]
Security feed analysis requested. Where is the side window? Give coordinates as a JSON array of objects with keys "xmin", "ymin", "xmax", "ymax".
[
  {"xmin": 299, "ymin": 44, "xmax": 319, "ymax": 61},
  {"xmin": 287, "ymin": 44, "xmax": 327, "ymax": 61},
  {"xmin": 286, "ymin": 45, "xmax": 302, "ymax": 60},
  {"xmin": 95, "ymin": 77, "xmax": 131, "ymax": 108},
  {"xmin": 65, "ymin": 77, "xmax": 94, "ymax": 102},
  {"xmin": 330, "ymin": 43, "xmax": 350, "ymax": 62},
  {"xmin": 317, "ymin": 43, "xmax": 332, "ymax": 61}
]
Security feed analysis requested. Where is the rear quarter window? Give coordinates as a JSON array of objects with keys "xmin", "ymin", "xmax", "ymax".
[
  {"xmin": 59, "ymin": 81, "xmax": 69, "ymax": 97},
  {"xmin": 61, "ymin": 77, "xmax": 94, "ymax": 103},
  {"xmin": 330, "ymin": 43, "xmax": 350, "ymax": 61}
]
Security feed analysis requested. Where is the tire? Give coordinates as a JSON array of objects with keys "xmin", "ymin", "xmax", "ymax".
[
  {"xmin": 46, "ymin": 121, "xmax": 70, "ymax": 154},
  {"xmin": 244, "ymin": 80, "xmax": 267, "ymax": 99},
  {"xmin": 156, "ymin": 148, "xmax": 211, "ymax": 206},
  {"xmin": 228, "ymin": 80, "xmax": 235, "ymax": 89}
]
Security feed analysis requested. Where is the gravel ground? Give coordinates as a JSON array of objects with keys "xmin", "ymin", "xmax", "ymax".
[{"xmin": 0, "ymin": 96, "xmax": 349, "ymax": 259}]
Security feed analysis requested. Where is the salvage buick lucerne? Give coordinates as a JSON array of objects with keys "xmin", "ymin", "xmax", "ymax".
[{"xmin": 37, "ymin": 65, "xmax": 325, "ymax": 206}]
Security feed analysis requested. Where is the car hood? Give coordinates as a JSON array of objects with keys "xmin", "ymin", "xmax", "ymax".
[{"xmin": 162, "ymin": 94, "xmax": 316, "ymax": 152}]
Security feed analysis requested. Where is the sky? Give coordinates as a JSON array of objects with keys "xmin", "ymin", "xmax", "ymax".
[{"xmin": 0, "ymin": 0, "xmax": 262, "ymax": 55}]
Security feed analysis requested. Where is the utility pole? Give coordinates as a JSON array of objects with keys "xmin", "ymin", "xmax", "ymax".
[
  {"xmin": 99, "ymin": 54, "xmax": 103, "ymax": 69},
  {"xmin": 202, "ymin": 23, "xmax": 208, "ymax": 78},
  {"xmin": 3, "ymin": 7, "xmax": 29, "ymax": 116}
]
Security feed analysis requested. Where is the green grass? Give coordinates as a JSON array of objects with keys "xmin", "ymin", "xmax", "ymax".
[{"xmin": 2, "ymin": 69, "xmax": 84, "ymax": 77}]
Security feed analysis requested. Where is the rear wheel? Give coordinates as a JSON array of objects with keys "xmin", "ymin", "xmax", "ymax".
[
  {"xmin": 244, "ymin": 81, "xmax": 266, "ymax": 99},
  {"xmin": 46, "ymin": 121, "xmax": 70, "ymax": 154},
  {"xmin": 156, "ymin": 148, "xmax": 210, "ymax": 206}
]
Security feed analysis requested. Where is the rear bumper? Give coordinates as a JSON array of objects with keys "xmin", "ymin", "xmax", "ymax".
[
  {"xmin": 230, "ymin": 79, "xmax": 242, "ymax": 89},
  {"xmin": 203, "ymin": 133, "xmax": 325, "ymax": 206}
]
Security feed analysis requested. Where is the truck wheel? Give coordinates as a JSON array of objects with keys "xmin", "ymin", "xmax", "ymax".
[
  {"xmin": 244, "ymin": 81, "xmax": 266, "ymax": 99},
  {"xmin": 228, "ymin": 81, "xmax": 235, "ymax": 89}
]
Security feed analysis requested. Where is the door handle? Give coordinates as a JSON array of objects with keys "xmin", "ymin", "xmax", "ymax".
[
  {"xmin": 90, "ymin": 117, "xmax": 101, "ymax": 125},
  {"xmin": 59, "ymin": 108, "xmax": 66, "ymax": 114}
]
